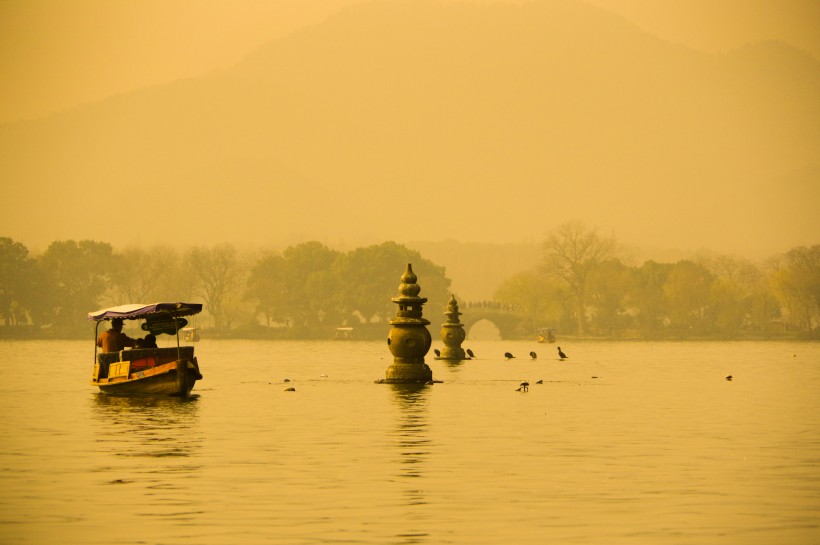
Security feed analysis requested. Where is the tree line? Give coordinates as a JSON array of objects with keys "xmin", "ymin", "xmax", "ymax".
[
  {"xmin": 495, "ymin": 221, "xmax": 819, "ymax": 339},
  {"xmin": 1, "ymin": 226, "xmax": 818, "ymax": 340},
  {"xmin": 0, "ymin": 237, "xmax": 450, "ymax": 339}
]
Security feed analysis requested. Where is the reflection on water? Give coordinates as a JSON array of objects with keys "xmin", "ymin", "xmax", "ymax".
[
  {"xmin": 91, "ymin": 394, "xmax": 202, "ymax": 459},
  {"xmin": 88, "ymin": 393, "xmax": 205, "ymax": 528},
  {"xmin": 440, "ymin": 359, "xmax": 467, "ymax": 372},
  {"xmin": 92, "ymin": 393, "xmax": 200, "ymax": 422},
  {"xmin": 390, "ymin": 384, "xmax": 432, "ymax": 544},
  {"xmin": 390, "ymin": 384, "xmax": 431, "ymax": 480}
]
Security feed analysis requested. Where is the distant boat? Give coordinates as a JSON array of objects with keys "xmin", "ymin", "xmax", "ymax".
[
  {"xmin": 537, "ymin": 328, "xmax": 556, "ymax": 343},
  {"xmin": 335, "ymin": 327, "xmax": 354, "ymax": 340},
  {"xmin": 181, "ymin": 327, "xmax": 201, "ymax": 342},
  {"xmin": 88, "ymin": 302, "xmax": 204, "ymax": 397}
]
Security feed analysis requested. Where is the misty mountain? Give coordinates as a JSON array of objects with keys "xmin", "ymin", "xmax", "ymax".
[{"xmin": 2, "ymin": 0, "xmax": 818, "ymax": 257}]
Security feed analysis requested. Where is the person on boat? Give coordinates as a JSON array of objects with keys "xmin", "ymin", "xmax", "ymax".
[
  {"xmin": 135, "ymin": 334, "xmax": 157, "ymax": 349},
  {"xmin": 96, "ymin": 318, "xmax": 136, "ymax": 352},
  {"xmin": 134, "ymin": 333, "xmax": 157, "ymax": 348}
]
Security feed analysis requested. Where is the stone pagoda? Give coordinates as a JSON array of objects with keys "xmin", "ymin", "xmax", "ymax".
[
  {"xmin": 380, "ymin": 263, "xmax": 433, "ymax": 384},
  {"xmin": 436, "ymin": 294, "xmax": 469, "ymax": 361}
]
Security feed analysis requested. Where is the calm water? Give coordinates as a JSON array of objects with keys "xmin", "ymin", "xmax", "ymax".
[{"xmin": 1, "ymin": 339, "xmax": 818, "ymax": 544}]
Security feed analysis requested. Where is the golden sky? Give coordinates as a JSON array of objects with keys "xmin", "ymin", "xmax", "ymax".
[
  {"xmin": 0, "ymin": 0, "xmax": 817, "ymax": 261},
  {"xmin": 1, "ymin": 0, "xmax": 818, "ymax": 123}
]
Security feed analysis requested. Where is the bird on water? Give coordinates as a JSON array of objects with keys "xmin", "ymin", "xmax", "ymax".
[
  {"xmin": 529, "ymin": 351, "xmax": 537, "ymax": 359},
  {"xmin": 466, "ymin": 349, "xmax": 475, "ymax": 358},
  {"xmin": 504, "ymin": 352, "xmax": 515, "ymax": 359},
  {"xmin": 433, "ymin": 348, "xmax": 441, "ymax": 357},
  {"xmin": 557, "ymin": 346, "xmax": 568, "ymax": 359}
]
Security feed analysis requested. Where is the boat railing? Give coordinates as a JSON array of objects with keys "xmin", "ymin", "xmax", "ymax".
[
  {"xmin": 122, "ymin": 346, "xmax": 194, "ymax": 362},
  {"xmin": 96, "ymin": 346, "xmax": 195, "ymax": 379},
  {"xmin": 97, "ymin": 346, "xmax": 194, "ymax": 364}
]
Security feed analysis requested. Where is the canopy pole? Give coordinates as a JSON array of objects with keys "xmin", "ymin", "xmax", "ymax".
[
  {"xmin": 175, "ymin": 318, "xmax": 181, "ymax": 361},
  {"xmin": 93, "ymin": 321, "xmax": 101, "ymax": 367}
]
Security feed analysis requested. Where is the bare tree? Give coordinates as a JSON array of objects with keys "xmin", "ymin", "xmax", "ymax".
[
  {"xmin": 541, "ymin": 220, "xmax": 617, "ymax": 336},
  {"xmin": 107, "ymin": 247, "xmax": 156, "ymax": 305},
  {"xmin": 185, "ymin": 243, "xmax": 245, "ymax": 330},
  {"xmin": 495, "ymin": 270, "xmax": 567, "ymax": 335}
]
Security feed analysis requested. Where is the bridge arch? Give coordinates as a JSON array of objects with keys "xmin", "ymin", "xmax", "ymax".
[
  {"xmin": 460, "ymin": 308, "xmax": 529, "ymax": 340},
  {"xmin": 465, "ymin": 319, "xmax": 501, "ymax": 341}
]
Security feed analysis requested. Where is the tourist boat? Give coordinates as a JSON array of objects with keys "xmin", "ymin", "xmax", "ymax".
[
  {"xmin": 537, "ymin": 327, "xmax": 556, "ymax": 343},
  {"xmin": 88, "ymin": 302, "xmax": 204, "ymax": 397},
  {"xmin": 335, "ymin": 326, "xmax": 354, "ymax": 340},
  {"xmin": 181, "ymin": 327, "xmax": 201, "ymax": 342}
]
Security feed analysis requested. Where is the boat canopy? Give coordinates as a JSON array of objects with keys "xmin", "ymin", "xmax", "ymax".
[{"xmin": 87, "ymin": 302, "xmax": 203, "ymax": 322}]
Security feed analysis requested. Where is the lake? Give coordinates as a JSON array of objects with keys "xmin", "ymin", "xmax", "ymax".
[{"xmin": 1, "ymin": 338, "xmax": 818, "ymax": 544}]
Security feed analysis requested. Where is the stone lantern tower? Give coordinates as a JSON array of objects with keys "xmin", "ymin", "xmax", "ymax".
[
  {"xmin": 381, "ymin": 263, "xmax": 433, "ymax": 384},
  {"xmin": 437, "ymin": 294, "xmax": 469, "ymax": 360}
]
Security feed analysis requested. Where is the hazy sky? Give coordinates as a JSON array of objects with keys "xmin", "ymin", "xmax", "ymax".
[
  {"xmin": 0, "ymin": 0, "xmax": 818, "ymax": 262},
  {"xmin": 2, "ymin": 0, "xmax": 818, "ymax": 123}
]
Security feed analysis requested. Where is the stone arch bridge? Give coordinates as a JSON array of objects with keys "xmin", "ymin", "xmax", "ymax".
[{"xmin": 456, "ymin": 306, "xmax": 531, "ymax": 340}]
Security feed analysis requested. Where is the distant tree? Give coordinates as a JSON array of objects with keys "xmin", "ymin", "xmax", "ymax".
[
  {"xmin": 541, "ymin": 220, "xmax": 617, "ymax": 336},
  {"xmin": 701, "ymin": 255, "xmax": 777, "ymax": 335},
  {"xmin": 628, "ymin": 261, "xmax": 674, "ymax": 335},
  {"xmin": 106, "ymin": 245, "xmax": 191, "ymax": 306},
  {"xmin": 333, "ymin": 241, "xmax": 451, "ymax": 325},
  {"xmin": 663, "ymin": 260, "xmax": 715, "ymax": 336},
  {"xmin": 108, "ymin": 246, "xmax": 157, "ymax": 304},
  {"xmin": 279, "ymin": 241, "xmax": 341, "ymax": 334},
  {"xmin": 245, "ymin": 252, "xmax": 288, "ymax": 327},
  {"xmin": 770, "ymin": 245, "xmax": 820, "ymax": 332},
  {"xmin": 37, "ymin": 240, "xmax": 115, "ymax": 334},
  {"xmin": 185, "ymin": 243, "xmax": 245, "ymax": 330},
  {"xmin": 494, "ymin": 269, "xmax": 566, "ymax": 336},
  {"xmin": 587, "ymin": 258, "xmax": 632, "ymax": 336},
  {"xmin": 244, "ymin": 241, "xmax": 451, "ymax": 337},
  {"xmin": 0, "ymin": 237, "xmax": 35, "ymax": 326}
]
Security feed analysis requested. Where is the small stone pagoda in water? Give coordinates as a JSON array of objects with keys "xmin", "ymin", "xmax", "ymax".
[
  {"xmin": 380, "ymin": 263, "xmax": 433, "ymax": 384},
  {"xmin": 436, "ymin": 294, "xmax": 469, "ymax": 361}
]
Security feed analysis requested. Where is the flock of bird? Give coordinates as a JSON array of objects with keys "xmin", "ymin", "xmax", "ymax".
[
  {"xmin": 278, "ymin": 345, "xmax": 733, "ymax": 391},
  {"xmin": 512, "ymin": 347, "xmax": 569, "ymax": 392},
  {"xmin": 441, "ymin": 346, "xmax": 573, "ymax": 393},
  {"xmin": 503, "ymin": 346, "xmax": 568, "ymax": 361}
]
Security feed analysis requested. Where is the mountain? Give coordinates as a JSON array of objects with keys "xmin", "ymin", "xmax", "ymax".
[{"xmin": 2, "ymin": 0, "xmax": 818, "ymax": 258}]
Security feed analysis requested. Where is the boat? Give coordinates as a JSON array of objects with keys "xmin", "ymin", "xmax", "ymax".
[
  {"xmin": 335, "ymin": 326, "xmax": 354, "ymax": 340},
  {"xmin": 181, "ymin": 327, "xmax": 201, "ymax": 342},
  {"xmin": 88, "ymin": 302, "xmax": 204, "ymax": 397},
  {"xmin": 537, "ymin": 327, "xmax": 556, "ymax": 343}
]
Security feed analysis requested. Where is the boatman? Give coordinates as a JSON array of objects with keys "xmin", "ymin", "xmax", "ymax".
[{"xmin": 97, "ymin": 318, "xmax": 136, "ymax": 352}]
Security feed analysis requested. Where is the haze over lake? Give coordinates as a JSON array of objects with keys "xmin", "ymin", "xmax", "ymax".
[{"xmin": 1, "ymin": 0, "xmax": 818, "ymax": 259}]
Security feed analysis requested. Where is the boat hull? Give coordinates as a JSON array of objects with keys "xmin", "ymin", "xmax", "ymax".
[{"xmin": 94, "ymin": 359, "xmax": 203, "ymax": 397}]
